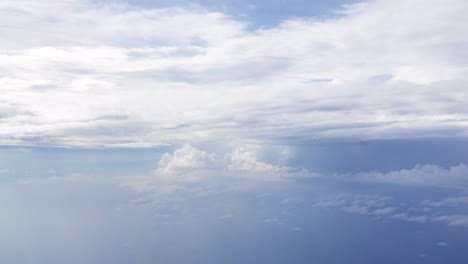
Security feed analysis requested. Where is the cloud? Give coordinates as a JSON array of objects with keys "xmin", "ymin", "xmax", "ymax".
[
  {"xmin": 314, "ymin": 194, "xmax": 395, "ymax": 216},
  {"xmin": 155, "ymin": 144, "xmax": 223, "ymax": 179},
  {"xmin": 421, "ymin": 196, "xmax": 468, "ymax": 207},
  {"xmin": 17, "ymin": 173, "xmax": 103, "ymax": 185},
  {"xmin": 0, "ymin": 0, "xmax": 467, "ymax": 147},
  {"xmin": 370, "ymin": 207, "xmax": 397, "ymax": 216},
  {"xmin": 354, "ymin": 163, "xmax": 468, "ymax": 188},
  {"xmin": 122, "ymin": 144, "xmax": 315, "ymax": 206},
  {"xmin": 391, "ymin": 213, "xmax": 429, "ymax": 223},
  {"xmin": 314, "ymin": 193, "xmax": 468, "ymax": 227},
  {"xmin": 433, "ymin": 215, "xmax": 468, "ymax": 227},
  {"xmin": 0, "ymin": 0, "xmax": 245, "ymax": 48},
  {"xmin": 314, "ymin": 194, "xmax": 433, "ymax": 225}
]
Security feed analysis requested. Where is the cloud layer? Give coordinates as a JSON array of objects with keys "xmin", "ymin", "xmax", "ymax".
[
  {"xmin": 1, "ymin": 0, "xmax": 468, "ymax": 147},
  {"xmin": 354, "ymin": 163, "xmax": 468, "ymax": 188},
  {"xmin": 314, "ymin": 194, "xmax": 468, "ymax": 227}
]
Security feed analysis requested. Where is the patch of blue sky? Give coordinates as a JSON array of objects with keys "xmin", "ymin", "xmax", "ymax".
[{"xmin": 95, "ymin": 0, "xmax": 359, "ymax": 28}]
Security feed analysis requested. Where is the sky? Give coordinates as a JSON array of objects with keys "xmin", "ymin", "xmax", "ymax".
[{"xmin": 1, "ymin": 0, "xmax": 468, "ymax": 263}]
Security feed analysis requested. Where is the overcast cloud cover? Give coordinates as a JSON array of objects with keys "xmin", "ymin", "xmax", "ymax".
[
  {"xmin": 2, "ymin": 0, "xmax": 468, "ymax": 263},
  {"xmin": 1, "ymin": 0, "xmax": 468, "ymax": 147}
]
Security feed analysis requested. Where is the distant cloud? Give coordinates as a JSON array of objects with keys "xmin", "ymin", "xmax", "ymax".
[
  {"xmin": 122, "ymin": 144, "xmax": 315, "ymax": 206},
  {"xmin": 354, "ymin": 164, "xmax": 468, "ymax": 188},
  {"xmin": 433, "ymin": 215, "xmax": 468, "ymax": 227},
  {"xmin": 315, "ymin": 194, "xmax": 400, "ymax": 218},
  {"xmin": 391, "ymin": 213, "xmax": 429, "ymax": 223},
  {"xmin": 314, "ymin": 193, "xmax": 468, "ymax": 228},
  {"xmin": 370, "ymin": 207, "xmax": 397, "ymax": 216}
]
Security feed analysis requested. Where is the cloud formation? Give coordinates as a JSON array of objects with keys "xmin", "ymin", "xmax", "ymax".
[
  {"xmin": 314, "ymin": 194, "xmax": 468, "ymax": 227},
  {"xmin": 1, "ymin": 0, "xmax": 468, "ymax": 147},
  {"xmin": 122, "ymin": 144, "xmax": 315, "ymax": 206},
  {"xmin": 354, "ymin": 163, "xmax": 468, "ymax": 188}
]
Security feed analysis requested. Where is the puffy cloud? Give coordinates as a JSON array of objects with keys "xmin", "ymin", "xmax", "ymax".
[
  {"xmin": 151, "ymin": 144, "xmax": 316, "ymax": 180},
  {"xmin": 227, "ymin": 146, "xmax": 278, "ymax": 172},
  {"xmin": 225, "ymin": 146, "xmax": 313, "ymax": 178},
  {"xmin": 155, "ymin": 144, "xmax": 223, "ymax": 178},
  {"xmin": 122, "ymin": 144, "xmax": 315, "ymax": 206}
]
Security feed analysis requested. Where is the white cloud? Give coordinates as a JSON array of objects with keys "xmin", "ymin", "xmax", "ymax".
[
  {"xmin": 314, "ymin": 191, "xmax": 468, "ymax": 228},
  {"xmin": 370, "ymin": 207, "xmax": 397, "ymax": 216},
  {"xmin": 313, "ymin": 193, "xmax": 468, "ymax": 227},
  {"xmin": 0, "ymin": 0, "xmax": 468, "ymax": 147},
  {"xmin": 421, "ymin": 196, "xmax": 468, "ymax": 208},
  {"xmin": 433, "ymin": 215, "xmax": 468, "ymax": 227},
  {"xmin": 122, "ymin": 144, "xmax": 315, "ymax": 206},
  {"xmin": 314, "ymin": 194, "xmax": 393, "ymax": 216},
  {"xmin": 391, "ymin": 213, "xmax": 429, "ymax": 223},
  {"xmin": 155, "ymin": 144, "xmax": 223, "ymax": 178},
  {"xmin": 354, "ymin": 163, "xmax": 468, "ymax": 188}
]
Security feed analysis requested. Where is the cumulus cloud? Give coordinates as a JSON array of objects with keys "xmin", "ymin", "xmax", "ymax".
[
  {"xmin": 0, "ymin": 0, "xmax": 467, "ymax": 147},
  {"xmin": 150, "ymin": 144, "xmax": 314, "ymax": 180},
  {"xmin": 122, "ymin": 144, "xmax": 315, "ymax": 206},
  {"xmin": 155, "ymin": 144, "xmax": 223, "ymax": 179}
]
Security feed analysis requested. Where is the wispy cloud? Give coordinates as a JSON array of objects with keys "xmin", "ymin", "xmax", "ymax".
[
  {"xmin": 314, "ymin": 193, "xmax": 468, "ymax": 227},
  {"xmin": 353, "ymin": 163, "xmax": 468, "ymax": 188}
]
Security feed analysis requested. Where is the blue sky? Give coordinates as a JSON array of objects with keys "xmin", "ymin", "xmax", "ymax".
[
  {"xmin": 1, "ymin": 0, "xmax": 468, "ymax": 263},
  {"xmin": 95, "ymin": 0, "xmax": 357, "ymax": 28}
]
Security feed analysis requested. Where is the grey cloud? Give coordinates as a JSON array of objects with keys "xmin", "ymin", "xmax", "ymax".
[{"xmin": 0, "ymin": 102, "xmax": 33, "ymax": 120}]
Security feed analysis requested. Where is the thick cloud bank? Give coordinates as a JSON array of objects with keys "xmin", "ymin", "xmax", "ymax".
[{"xmin": 0, "ymin": 0, "xmax": 467, "ymax": 147}]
